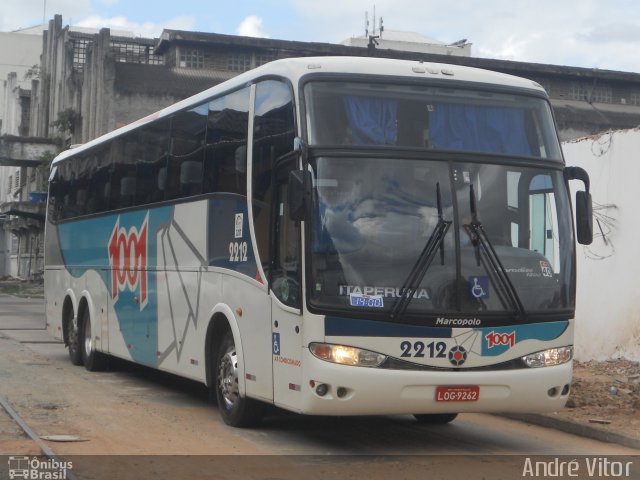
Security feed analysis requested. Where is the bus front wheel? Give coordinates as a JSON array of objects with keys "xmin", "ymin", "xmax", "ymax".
[
  {"xmin": 413, "ymin": 413, "xmax": 458, "ymax": 424},
  {"xmin": 214, "ymin": 330, "xmax": 264, "ymax": 427}
]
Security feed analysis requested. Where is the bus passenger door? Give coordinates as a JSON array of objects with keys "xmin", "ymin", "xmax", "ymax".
[{"xmin": 270, "ymin": 161, "xmax": 304, "ymax": 410}]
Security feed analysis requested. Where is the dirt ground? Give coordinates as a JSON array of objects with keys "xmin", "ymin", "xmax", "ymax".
[{"xmin": 555, "ymin": 359, "xmax": 640, "ymax": 442}]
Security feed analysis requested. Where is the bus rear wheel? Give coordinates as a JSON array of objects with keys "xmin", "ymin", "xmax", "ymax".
[
  {"xmin": 413, "ymin": 413, "xmax": 458, "ymax": 424},
  {"xmin": 214, "ymin": 330, "xmax": 264, "ymax": 427},
  {"xmin": 80, "ymin": 308, "xmax": 107, "ymax": 371},
  {"xmin": 66, "ymin": 309, "xmax": 83, "ymax": 366}
]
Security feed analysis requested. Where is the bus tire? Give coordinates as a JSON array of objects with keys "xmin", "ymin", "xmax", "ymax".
[
  {"xmin": 66, "ymin": 309, "xmax": 83, "ymax": 366},
  {"xmin": 413, "ymin": 413, "xmax": 458, "ymax": 424},
  {"xmin": 215, "ymin": 330, "xmax": 264, "ymax": 427},
  {"xmin": 80, "ymin": 307, "xmax": 107, "ymax": 371}
]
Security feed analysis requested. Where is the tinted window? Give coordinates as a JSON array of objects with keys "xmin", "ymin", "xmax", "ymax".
[
  {"xmin": 51, "ymin": 160, "xmax": 72, "ymax": 220},
  {"xmin": 109, "ymin": 133, "xmax": 138, "ymax": 210},
  {"xmin": 305, "ymin": 81, "xmax": 562, "ymax": 160},
  {"xmin": 47, "ymin": 165, "xmax": 61, "ymax": 222},
  {"xmin": 166, "ymin": 105, "xmax": 207, "ymax": 200},
  {"xmin": 204, "ymin": 87, "xmax": 250, "ymax": 195},
  {"xmin": 85, "ymin": 146, "xmax": 112, "ymax": 215},
  {"xmin": 136, "ymin": 119, "xmax": 171, "ymax": 205},
  {"xmin": 75, "ymin": 152, "xmax": 96, "ymax": 216},
  {"xmin": 252, "ymin": 80, "xmax": 295, "ymax": 268}
]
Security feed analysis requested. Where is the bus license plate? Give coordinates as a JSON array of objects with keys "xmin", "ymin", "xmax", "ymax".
[{"xmin": 435, "ymin": 386, "xmax": 480, "ymax": 402}]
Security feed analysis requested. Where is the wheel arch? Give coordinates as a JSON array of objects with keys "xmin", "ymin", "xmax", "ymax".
[
  {"xmin": 77, "ymin": 291, "xmax": 97, "ymax": 326},
  {"xmin": 61, "ymin": 289, "xmax": 78, "ymax": 346},
  {"xmin": 204, "ymin": 303, "xmax": 244, "ymax": 394}
]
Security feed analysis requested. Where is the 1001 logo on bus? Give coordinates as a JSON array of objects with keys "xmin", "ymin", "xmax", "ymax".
[
  {"xmin": 108, "ymin": 214, "xmax": 148, "ymax": 310},
  {"xmin": 485, "ymin": 330, "xmax": 516, "ymax": 349}
]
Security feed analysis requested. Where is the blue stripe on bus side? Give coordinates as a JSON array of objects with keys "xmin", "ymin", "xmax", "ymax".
[
  {"xmin": 58, "ymin": 207, "xmax": 174, "ymax": 368},
  {"xmin": 325, "ymin": 316, "xmax": 452, "ymax": 338}
]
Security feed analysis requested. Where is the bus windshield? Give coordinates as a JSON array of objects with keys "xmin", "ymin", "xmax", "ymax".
[
  {"xmin": 305, "ymin": 80, "xmax": 574, "ymax": 320},
  {"xmin": 304, "ymin": 81, "xmax": 562, "ymax": 160},
  {"xmin": 309, "ymin": 157, "xmax": 574, "ymax": 319}
]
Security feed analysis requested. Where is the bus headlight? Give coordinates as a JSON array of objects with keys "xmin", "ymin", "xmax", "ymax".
[
  {"xmin": 309, "ymin": 343, "xmax": 386, "ymax": 367},
  {"xmin": 522, "ymin": 346, "xmax": 573, "ymax": 368}
]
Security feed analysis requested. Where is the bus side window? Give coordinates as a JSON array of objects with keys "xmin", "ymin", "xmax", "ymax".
[
  {"xmin": 252, "ymin": 80, "xmax": 295, "ymax": 270},
  {"xmin": 54, "ymin": 161, "xmax": 70, "ymax": 220},
  {"xmin": 87, "ymin": 146, "xmax": 111, "ymax": 215},
  {"xmin": 47, "ymin": 166, "xmax": 60, "ymax": 222},
  {"xmin": 136, "ymin": 119, "xmax": 170, "ymax": 206},
  {"xmin": 204, "ymin": 87, "xmax": 250, "ymax": 195},
  {"xmin": 76, "ymin": 152, "xmax": 96, "ymax": 216},
  {"xmin": 109, "ymin": 135, "xmax": 137, "ymax": 210},
  {"xmin": 166, "ymin": 105, "xmax": 207, "ymax": 200},
  {"xmin": 62, "ymin": 156, "xmax": 81, "ymax": 219}
]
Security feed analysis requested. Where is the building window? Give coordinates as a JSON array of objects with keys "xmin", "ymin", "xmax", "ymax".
[
  {"xmin": 179, "ymin": 48, "xmax": 204, "ymax": 69},
  {"xmin": 110, "ymin": 41, "xmax": 164, "ymax": 65},
  {"xmin": 629, "ymin": 92, "xmax": 640, "ymax": 106},
  {"xmin": 570, "ymin": 82, "xmax": 612, "ymax": 103},
  {"xmin": 8, "ymin": 175, "xmax": 12, "ymax": 193},
  {"xmin": 72, "ymin": 38, "xmax": 90, "ymax": 72},
  {"xmin": 228, "ymin": 54, "xmax": 251, "ymax": 72},
  {"xmin": 256, "ymin": 53, "xmax": 275, "ymax": 67}
]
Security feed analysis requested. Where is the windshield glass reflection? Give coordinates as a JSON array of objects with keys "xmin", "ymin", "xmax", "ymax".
[{"xmin": 309, "ymin": 157, "xmax": 574, "ymax": 318}]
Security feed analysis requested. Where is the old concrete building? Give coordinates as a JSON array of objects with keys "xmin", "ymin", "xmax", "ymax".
[
  {"xmin": 24, "ymin": 14, "xmax": 640, "ymax": 147},
  {"xmin": 1, "ymin": 14, "xmax": 640, "ymax": 278},
  {"xmin": 0, "ymin": 26, "xmax": 47, "ymax": 277}
]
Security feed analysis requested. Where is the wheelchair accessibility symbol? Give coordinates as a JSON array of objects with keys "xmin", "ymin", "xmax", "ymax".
[
  {"xmin": 272, "ymin": 332, "xmax": 281, "ymax": 356},
  {"xmin": 469, "ymin": 276, "xmax": 489, "ymax": 300}
]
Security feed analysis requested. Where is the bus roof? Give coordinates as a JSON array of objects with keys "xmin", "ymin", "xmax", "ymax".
[{"xmin": 51, "ymin": 56, "xmax": 547, "ymax": 166}]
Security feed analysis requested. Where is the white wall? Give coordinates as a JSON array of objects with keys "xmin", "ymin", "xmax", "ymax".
[
  {"xmin": 563, "ymin": 128, "xmax": 640, "ymax": 361},
  {"xmin": 0, "ymin": 31, "xmax": 42, "ymax": 132}
]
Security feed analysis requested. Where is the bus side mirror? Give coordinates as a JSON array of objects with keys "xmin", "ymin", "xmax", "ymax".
[
  {"xmin": 575, "ymin": 191, "xmax": 593, "ymax": 245},
  {"xmin": 566, "ymin": 166, "xmax": 593, "ymax": 245},
  {"xmin": 289, "ymin": 170, "xmax": 311, "ymax": 222}
]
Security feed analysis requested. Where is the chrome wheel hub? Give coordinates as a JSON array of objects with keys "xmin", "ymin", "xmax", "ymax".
[
  {"xmin": 218, "ymin": 346, "xmax": 239, "ymax": 409},
  {"xmin": 84, "ymin": 317, "xmax": 92, "ymax": 357}
]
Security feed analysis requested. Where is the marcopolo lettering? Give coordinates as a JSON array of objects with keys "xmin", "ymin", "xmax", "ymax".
[
  {"xmin": 108, "ymin": 213, "xmax": 149, "ymax": 310},
  {"xmin": 435, "ymin": 317, "xmax": 481, "ymax": 326}
]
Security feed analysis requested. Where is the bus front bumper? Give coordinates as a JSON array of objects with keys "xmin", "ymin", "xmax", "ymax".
[{"xmin": 295, "ymin": 350, "xmax": 572, "ymax": 416}]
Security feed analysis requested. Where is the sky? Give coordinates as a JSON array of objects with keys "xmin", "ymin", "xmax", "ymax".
[{"xmin": 2, "ymin": 0, "xmax": 640, "ymax": 73}]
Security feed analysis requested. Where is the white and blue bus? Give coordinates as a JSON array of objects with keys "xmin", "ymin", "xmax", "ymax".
[{"xmin": 45, "ymin": 57, "xmax": 593, "ymax": 427}]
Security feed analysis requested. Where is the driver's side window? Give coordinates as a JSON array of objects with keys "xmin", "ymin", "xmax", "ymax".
[{"xmin": 272, "ymin": 177, "xmax": 301, "ymax": 308}]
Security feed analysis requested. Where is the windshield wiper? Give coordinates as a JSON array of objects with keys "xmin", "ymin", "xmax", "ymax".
[
  {"xmin": 463, "ymin": 184, "xmax": 526, "ymax": 320},
  {"xmin": 390, "ymin": 183, "xmax": 451, "ymax": 321}
]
